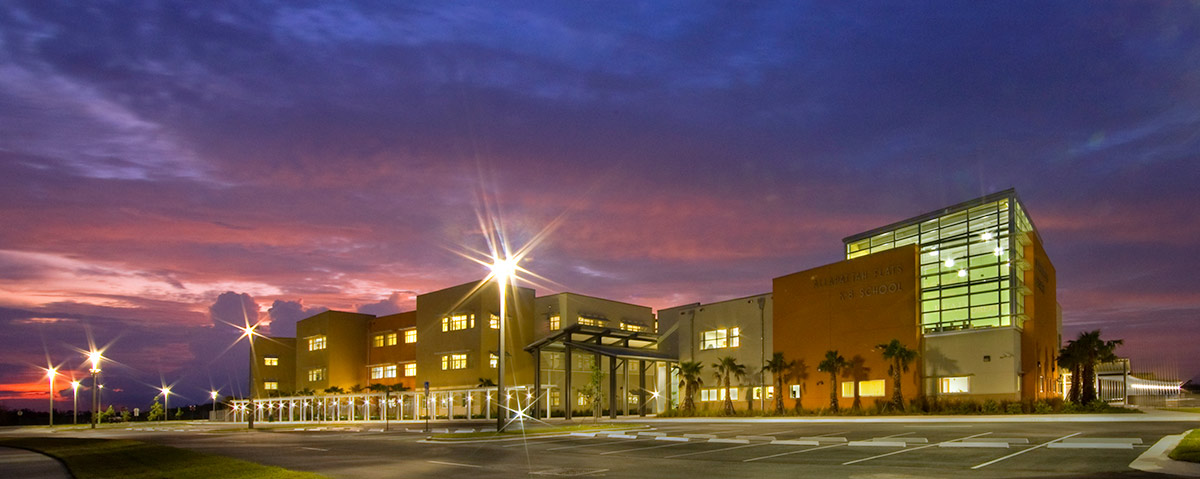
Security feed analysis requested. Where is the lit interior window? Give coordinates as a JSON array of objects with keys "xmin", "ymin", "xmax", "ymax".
[
  {"xmin": 386, "ymin": 332, "xmax": 398, "ymax": 346},
  {"xmin": 403, "ymin": 362, "xmax": 416, "ymax": 377},
  {"xmin": 940, "ymin": 376, "xmax": 970, "ymax": 394},
  {"xmin": 489, "ymin": 353, "xmax": 498, "ymax": 369},
  {"xmin": 370, "ymin": 366, "xmax": 384, "ymax": 379},
  {"xmin": 263, "ymin": 356, "xmax": 278, "ymax": 366},
  {"xmin": 489, "ymin": 313, "xmax": 500, "ymax": 329},
  {"xmin": 841, "ymin": 381, "xmax": 855, "ymax": 398},
  {"xmin": 548, "ymin": 315, "xmax": 561, "ymax": 330},
  {"xmin": 384, "ymin": 365, "xmax": 397, "ymax": 378},
  {"xmin": 442, "ymin": 314, "xmax": 473, "ymax": 332},
  {"xmin": 441, "ymin": 353, "xmax": 468, "ymax": 370},
  {"xmin": 264, "ymin": 381, "xmax": 278, "ymax": 390},
  {"xmin": 308, "ymin": 336, "xmax": 326, "ymax": 351},
  {"xmin": 372, "ymin": 334, "xmax": 385, "ymax": 348},
  {"xmin": 307, "ymin": 368, "xmax": 326, "ymax": 382},
  {"xmin": 404, "ymin": 329, "xmax": 417, "ymax": 343},
  {"xmin": 578, "ymin": 315, "xmax": 604, "ymax": 327},
  {"xmin": 858, "ymin": 379, "xmax": 885, "ymax": 397}
]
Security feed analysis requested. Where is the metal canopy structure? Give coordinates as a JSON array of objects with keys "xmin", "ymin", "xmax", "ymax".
[{"xmin": 524, "ymin": 324, "xmax": 677, "ymax": 419}]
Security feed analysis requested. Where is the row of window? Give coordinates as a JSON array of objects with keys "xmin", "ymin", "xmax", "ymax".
[
  {"xmin": 700, "ymin": 327, "xmax": 740, "ymax": 350},
  {"xmin": 369, "ymin": 363, "xmax": 417, "ymax": 379},
  {"xmin": 693, "ymin": 378, "xmax": 971, "ymax": 402},
  {"xmin": 371, "ymin": 329, "xmax": 417, "ymax": 347}
]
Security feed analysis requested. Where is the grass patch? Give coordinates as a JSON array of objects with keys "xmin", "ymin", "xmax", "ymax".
[
  {"xmin": 1170, "ymin": 429, "xmax": 1200, "ymax": 463},
  {"xmin": 430, "ymin": 423, "xmax": 645, "ymax": 440},
  {"xmin": 0, "ymin": 437, "xmax": 324, "ymax": 479}
]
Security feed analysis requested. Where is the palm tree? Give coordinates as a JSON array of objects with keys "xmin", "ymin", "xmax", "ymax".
[
  {"xmin": 817, "ymin": 350, "xmax": 848, "ymax": 412},
  {"xmin": 877, "ymin": 339, "xmax": 918, "ymax": 409},
  {"xmin": 713, "ymin": 356, "xmax": 747, "ymax": 415},
  {"xmin": 1058, "ymin": 341, "xmax": 1084, "ymax": 403},
  {"xmin": 323, "ymin": 386, "xmax": 345, "ymax": 394},
  {"xmin": 674, "ymin": 361, "xmax": 704, "ymax": 414},
  {"xmin": 477, "ymin": 378, "xmax": 497, "ymax": 388},
  {"xmin": 1073, "ymin": 330, "xmax": 1123, "ymax": 404},
  {"xmin": 764, "ymin": 352, "xmax": 794, "ymax": 414}
]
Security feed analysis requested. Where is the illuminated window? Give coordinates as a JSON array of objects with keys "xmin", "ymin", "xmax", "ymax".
[
  {"xmin": 841, "ymin": 381, "xmax": 855, "ymax": 398},
  {"xmin": 790, "ymin": 384, "xmax": 801, "ymax": 399},
  {"xmin": 700, "ymin": 328, "xmax": 740, "ymax": 350},
  {"xmin": 577, "ymin": 393, "xmax": 588, "ymax": 406},
  {"xmin": 404, "ymin": 329, "xmax": 416, "ymax": 343},
  {"xmin": 386, "ymin": 332, "xmax": 398, "ymax": 346},
  {"xmin": 307, "ymin": 368, "xmax": 326, "ymax": 382},
  {"xmin": 441, "ymin": 353, "xmax": 468, "ymax": 370},
  {"xmin": 489, "ymin": 353, "xmax": 499, "ymax": 369},
  {"xmin": 308, "ymin": 336, "xmax": 326, "ymax": 351},
  {"xmin": 578, "ymin": 315, "xmax": 604, "ymax": 327},
  {"xmin": 858, "ymin": 379, "xmax": 886, "ymax": 397},
  {"xmin": 384, "ymin": 365, "xmax": 397, "ymax": 378},
  {"xmin": 264, "ymin": 381, "xmax": 278, "ymax": 390},
  {"xmin": 370, "ymin": 366, "xmax": 384, "ymax": 379},
  {"xmin": 752, "ymin": 386, "xmax": 774, "ymax": 399},
  {"xmin": 700, "ymin": 388, "xmax": 737, "ymax": 401},
  {"xmin": 548, "ymin": 315, "xmax": 560, "ymax": 330},
  {"xmin": 372, "ymin": 334, "xmax": 385, "ymax": 348},
  {"xmin": 940, "ymin": 376, "xmax": 970, "ymax": 394},
  {"xmin": 550, "ymin": 390, "xmax": 561, "ymax": 407},
  {"xmin": 489, "ymin": 313, "xmax": 500, "ymax": 329},
  {"xmin": 442, "ymin": 314, "xmax": 473, "ymax": 332},
  {"xmin": 621, "ymin": 321, "xmax": 649, "ymax": 332},
  {"xmin": 403, "ymin": 362, "xmax": 416, "ymax": 377},
  {"xmin": 263, "ymin": 356, "xmax": 278, "ymax": 366}
]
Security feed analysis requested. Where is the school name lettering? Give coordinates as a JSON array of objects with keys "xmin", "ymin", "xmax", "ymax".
[{"xmin": 812, "ymin": 265, "xmax": 904, "ymax": 289}]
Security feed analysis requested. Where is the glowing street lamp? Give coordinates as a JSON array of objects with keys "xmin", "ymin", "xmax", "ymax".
[
  {"xmin": 160, "ymin": 386, "xmax": 172, "ymax": 422},
  {"xmin": 236, "ymin": 321, "xmax": 263, "ymax": 429},
  {"xmin": 70, "ymin": 380, "xmax": 81, "ymax": 425},
  {"xmin": 45, "ymin": 366, "xmax": 58, "ymax": 427},
  {"xmin": 210, "ymin": 390, "xmax": 220, "ymax": 419},
  {"xmin": 87, "ymin": 350, "xmax": 102, "ymax": 429}
]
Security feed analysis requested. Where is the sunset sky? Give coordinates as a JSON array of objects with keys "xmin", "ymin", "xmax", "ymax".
[{"xmin": 1, "ymin": 1, "xmax": 1198, "ymax": 411}]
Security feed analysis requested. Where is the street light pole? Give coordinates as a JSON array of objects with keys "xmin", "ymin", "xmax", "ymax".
[
  {"xmin": 210, "ymin": 390, "xmax": 219, "ymax": 421},
  {"xmin": 757, "ymin": 296, "xmax": 766, "ymax": 413},
  {"xmin": 46, "ymin": 367, "xmax": 57, "ymax": 427},
  {"xmin": 87, "ymin": 351, "xmax": 102, "ymax": 429},
  {"xmin": 71, "ymin": 380, "xmax": 80, "ymax": 425},
  {"xmin": 161, "ymin": 387, "xmax": 171, "ymax": 422}
]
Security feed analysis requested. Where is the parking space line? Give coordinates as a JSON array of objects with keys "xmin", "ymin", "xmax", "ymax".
[
  {"xmin": 600, "ymin": 441, "xmax": 691, "ymax": 455},
  {"xmin": 664, "ymin": 442, "xmax": 768, "ymax": 458},
  {"xmin": 970, "ymin": 432, "xmax": 1081, "ymax": 470},
  {"xmin": 502, "ymin": 437, "xmax": 579, "ymax": 448},
  {"xmin": 843, "ymin": 432, "xmax": 993, "ymax": 465},
  {"xmin": 744, "ymin": 443, "xmax": 845, "ymax": 462}
]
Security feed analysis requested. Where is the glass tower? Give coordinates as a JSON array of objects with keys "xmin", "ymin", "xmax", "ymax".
[{"xmin": 843, "ymin": 190, "xmax": 1038, "ymax": 334}]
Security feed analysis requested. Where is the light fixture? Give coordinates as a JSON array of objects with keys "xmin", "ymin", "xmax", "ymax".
[
  {"xmin": 957, "ymin": 269, "xmax": 967, "ymax": 277},
  {"xmin": 981, "ymin": 232, "xmax": 994, "ymax": 241},
  {"xmin": 994, "ymin": 247, "xmax": 1003, "ymax": 256},
  {"xmin": 944, "ymin": 258, "xmax": 955, "ymax": 268}
]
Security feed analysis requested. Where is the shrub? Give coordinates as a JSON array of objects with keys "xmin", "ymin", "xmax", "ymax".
[
  {"xmin": 982, "ymin": 400, "xmax": 1001, "ymax": 414},
  {"xmin": 1034, "ymin": 400, "xmax": 1053, "ymax": 414},
  {"xmin": 1005, "ymin": 402, "xmax": 1024, "ymax": 414}
]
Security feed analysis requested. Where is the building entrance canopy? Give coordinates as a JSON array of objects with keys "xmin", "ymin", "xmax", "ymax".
[{"xmin": 525, "ymin": 324, "xmax": 677, "ymax": 419}]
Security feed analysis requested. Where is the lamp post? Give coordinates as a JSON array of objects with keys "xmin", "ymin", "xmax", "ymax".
[
  {"xmin": 491, "ymin": 256, "xmax": 516, "ymax": 432},
  {"xmin": 87, "ymin": 350, "xmax": 102, "ymax": 429},
  {"xmin": 757, "ymin": 296, "xmax": 766, "ymax": 413},
  {"xmin": 71, "ymin": 380, "xmax": 80, "ymax": 425},
  {"xmin": 45, "ymin": 367, "xmax": 58, "ymax": 427},
  {"xmin": 237, "ymin": 322, "xmax": 260, "ymax": 429},
  {"xmin": 160, "ymin": 386, "xmax": 171, "ymax": 422},
  {"xmin": 210, "ymin": 390, "xmax": 219, "ymax": 421}
]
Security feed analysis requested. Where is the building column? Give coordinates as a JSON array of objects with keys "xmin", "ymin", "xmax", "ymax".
[
  {"xmin": 609, "ymin": 355, "xmax": 617, "ymax": 419},
  {"xmin": 533, "ymin": 347, "xmax": 542, "ymax": 419},
  {"xmin": 564, "ymin": 345, "xmax": 573, "ymax": 420},
  {"xmin": 638, "ymin": 360, "xmax": 647, "ymax": 416}
]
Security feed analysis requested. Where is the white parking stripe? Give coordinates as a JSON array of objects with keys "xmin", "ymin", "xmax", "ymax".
[
  {"xmin": 600, "ymin": 441, "xmax": 690, "ymax": 455},
  {"xmin": 743, "ymin": 443, "xmax": 846, "ymax": 462},
  {"xmin": 970, "ymin": 432, "xmax": 1082, "ymax": 470},
  {"xmin": 547, "ymin": 439, "xmax": 647, "ymax": 451},
  {"xmin": 843, "ymin": 432, "xmax": 993, "ymax": 465},
  {"xmin": 502, "ymin": 437, "xmax": 579, "ymax": 448},
  {"xmin": 664, "ymin": 442, "xmax": 768, "ymax": 458}
]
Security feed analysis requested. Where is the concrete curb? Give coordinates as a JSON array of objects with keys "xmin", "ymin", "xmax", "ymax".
[{"xmin": 1130, "ymin": 429, "xmax": 1200, "ymax": 477}]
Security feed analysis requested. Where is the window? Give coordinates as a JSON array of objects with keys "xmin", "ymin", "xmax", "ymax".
[
  {"xmin": 263, "ymin": 356, "xmax": 278, "ymax": 366},
  {"xmin": 858, "ymin": 379, "xmax": 886, "ymax": 397},
  {"xmin": 548, "ymin": 315, "xmax": 560, "ymax": 330},
  {"xmin": 489, "ymin": 313, "xmax": 500, "ymax": 329},
  {"xmin": 442, "ymin": 313, "xmax": 473, "ymax": 332},
  {"xmin": 489, "ymin": 353, "xmax": 499, "ymax": 369},
  {"xmin": 386, "ymin": 332, "xmax": 398, "ymax": 346},
  {"xmin": 790, "ymin": 384, "xmax": 801, "ymax": 399},
  {"xmin": 308, "ymin": 336, "xmax": 326, "ymax": 351},
  {"xmin": 264, "ymin": 381, "xmax": 278, "ymax": 390},
  {"xmin": 578, "ymin": 315, "xmax": 604, "ymax": 327},
  {"xmin": 370, "ymin": 366, "xmax": 384, "ymax": 379},
  {"xmin": 621, "ymin": 321, "xmax": 649, "ymax": 332},
  {"xmin": 701, "ymin": 388, "xmax": 737, "ymax": 401},
  {"xmin": 752, "ymin": 386, "xmax": 774, "ymax": 400},
  {"xmin": 372, "ymin": 334, "xmax": 385, "ymax": 348},
  {"xmin": 577, "ymin": 393, "xmax": 588, "ymax": 406},
  {"xmin": 940, "ymin": 376, "xmax": 970, "ymax": 394},
  {"xmin": 404, "ymin": 329, "xmax": 417, "ymax": 343},
  {"xmin": 383, "ymin": 365, "xmax": 397, "ymax": 378},
  {"xmin": 841, "ymin": 381, "xmax": 855, "ymax": 398},
  {"xmin": 403, "ymin": 362, "xmax": 416, "ymax": 377},
  {"xmin": 550, "ymin": 389, "xmax": 561, "ymax": 407},
  {"xmin": 700, "ymin": 328, "xmax": 740, "ymax": 350},
  {"xmin": 441, "ymin": 353, "xmax": 468, "ymax": 370},
  {"xmin": 307, "ymin": 368, "xmax": 326, "ymax": 382}
]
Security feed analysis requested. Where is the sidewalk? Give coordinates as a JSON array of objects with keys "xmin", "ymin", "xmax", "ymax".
[
  {"xmin": 1130, "ymin": 429, "xmax": 1200, "ymax": 477},
  {"xmin": 0, "ymin": 446, "xmax": 72, "ymax": 479}
]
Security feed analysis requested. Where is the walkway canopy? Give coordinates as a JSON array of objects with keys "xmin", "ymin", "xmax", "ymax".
[{"xmin": 524, "ymin": 323, "xmax": 677, "ymax": 419}]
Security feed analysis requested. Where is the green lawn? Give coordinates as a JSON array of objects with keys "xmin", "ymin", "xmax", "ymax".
[
  {"xmin": 1170, "ymin": 429, "xmax": 1200, "ymax": 463},
  {"xmin": 0, "ymin": 437, "xmax": 325, "ymax": 479}
]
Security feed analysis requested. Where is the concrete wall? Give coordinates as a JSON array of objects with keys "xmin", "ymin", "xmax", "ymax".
[
  {"xmin": 924, "ymin": 327, "xmax": 1021, "ymax": 400},
  {"xmin": 774, "ymin": 245, "xmax": 920, "ymax": 410},
  {"xmin": 1021, "ymin": 233, "xmax": 1060, "ymax": 400},
  {"xmin": 367, "ymin": 311, "xmax": 417, "ymax": 390},
  {"xmin": 252, "ymin": 337, "xmax": 295, "ymax": 396},
  {"xmin": 295, "ymin": 310, "xmax": 372, "ymax": 392}
]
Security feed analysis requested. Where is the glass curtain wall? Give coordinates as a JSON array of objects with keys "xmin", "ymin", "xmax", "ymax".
[{"xmin": 846, "ymin": 194, "xmax": 1035, "ymax": 333}]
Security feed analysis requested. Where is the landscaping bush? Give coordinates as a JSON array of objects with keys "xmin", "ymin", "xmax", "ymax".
[
  {"xmin": 982, "ymin": 400, "xmax": 1001, "ymax": 414},
  {"xmin": 1034, "ymin": 400, "xmax": 1053, "ymax": 414},
  {"xmin": 1005, "ymin": 402, "xmax": 1024, "ymax": 414}
]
